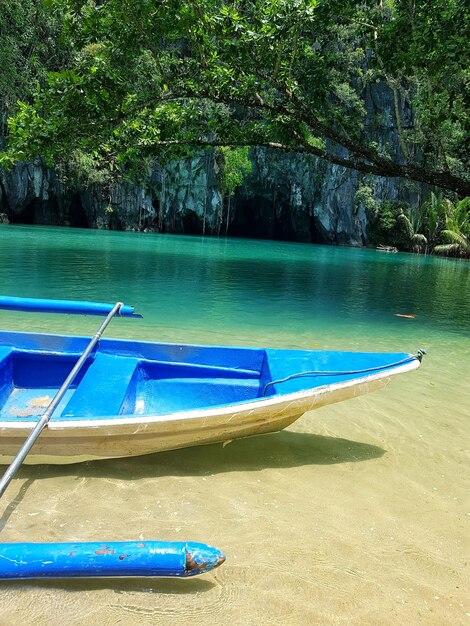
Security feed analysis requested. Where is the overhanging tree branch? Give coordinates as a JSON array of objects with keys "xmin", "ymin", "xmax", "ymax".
[
  {"xmin": 122, "ymin": 90, "xmax": 470, "ymax": 195},
  {"xmin": 135, "ymin": 138, "xmax": 470, "ymax": 195}
]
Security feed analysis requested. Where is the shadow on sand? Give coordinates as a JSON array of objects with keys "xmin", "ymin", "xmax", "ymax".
[
  {"xmin": 15, "ymin": 430, "xmax": 386, "ymax": 482},
  {"xmin": 0, "ymin": 575, "xmax": 217, "ymax": 594},
  {"xmin": 0, "ymin": 478, "xmax": 35, "ymax": 532}
]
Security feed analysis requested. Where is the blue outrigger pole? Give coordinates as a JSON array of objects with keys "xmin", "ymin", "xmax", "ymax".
[
  {"xmin": 0, "ymin": 296, "xmax": 225, "ymax": 579},
  {"xmin": 0, "ymin": 296, "xmax": 142, "ymax": 317}
]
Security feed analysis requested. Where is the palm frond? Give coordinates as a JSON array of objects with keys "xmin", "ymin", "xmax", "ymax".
[
  {"xmin": 439, "ymin": 229, "xmax": 470, "ymax": 251},
  {"xmin": 433, "ymin": 243, "xmax": 462, "ymax": 256},
  {"xmin": 411, "ymin": 233, "xmax": 427, "ymax": 245}
]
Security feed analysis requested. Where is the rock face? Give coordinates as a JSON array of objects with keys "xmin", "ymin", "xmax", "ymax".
[
  {"xmin": 233, "ymin": 149, "xmax": 368, "ymax": 245},
  {"xmin": 0, "ymin": 83, "xmax": 425, "ymax": 245}
]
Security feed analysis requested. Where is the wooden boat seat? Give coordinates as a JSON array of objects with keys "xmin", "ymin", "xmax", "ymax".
[{"xmin": 61, "ymin": 353, "xmax": 139, "ymax": 418}]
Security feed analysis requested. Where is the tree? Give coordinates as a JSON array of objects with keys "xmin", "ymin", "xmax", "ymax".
[
  {"xmin": 434, "ymin": 197, "xmax": 470, "ymax": 257},
  {"xmin": 217, "ymin": 146, "xmax": 252, "ymax": 234},
  {"xmin": 1, "ymin": 0, "xmax": 469, "ymax": 196},
  {"xmin": 0, "ymin": 0, "xmax": 66, "ymax": 137}
]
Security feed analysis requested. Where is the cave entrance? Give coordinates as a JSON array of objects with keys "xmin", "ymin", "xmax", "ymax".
[
  {"xmin": 182, "ymin": 210, "xmax": 201, "ymax": 235},
  {"xmin": 229, "ymin": 197, "xmax": 275, "ymax": 240},
  {"xmin": 68, "ymin": 193, "xmax": 89, "ymax": 228},
  {"xmin": 11, "ymin": 197, "xmax": 59, "ymax": 225},
  {"xmin": 309, "ymin": 214, "xmax": 325, "ymax": 244},
  {"xmin": 11, "ymin": 199, "xmax": 37, "ymax": 224}
]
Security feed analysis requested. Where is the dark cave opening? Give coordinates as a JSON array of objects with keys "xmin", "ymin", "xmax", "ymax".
[
  {"xmin": 68, "ymin": 193, "xmax": 89, "ymax": 228},
  {"xmin": 229, "ymin": 198, "xmax": 276, "ymax": 240},
  {"xmin": 309, "ymin": 214, "xmax": 325, "ymax": 244},
  {"xmin": 11, "ymin": 199, "xmax": 37, "ymax": 224},
  {"xmin": 182, "ymin": 210, "xmax": 202, "ymax": 235},
  {"xmin": 9, "ymin": 196, "xmax": 61, "ymax": 226},
  {"xmin": 230, "ymin": 197, "xmax": 327, "ymax": 244}
]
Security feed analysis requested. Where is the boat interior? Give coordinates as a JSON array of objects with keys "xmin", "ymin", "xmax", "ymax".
[
  {"xmin": 0, "ymin": 331, "xmax": 411, "ymax": 421},
  {"xmin": 0, "ymin": 346, "xmax": 263, "ymax": 421}
]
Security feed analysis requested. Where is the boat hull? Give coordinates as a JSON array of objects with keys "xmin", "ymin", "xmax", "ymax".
[{"xmin": 0, "ymin": 365, "xmax": 414, "ymax": 464}]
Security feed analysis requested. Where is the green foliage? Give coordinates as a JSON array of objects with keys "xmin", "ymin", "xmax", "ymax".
[
  {"xmin": 65, "ymin": 149, "xmax": 115, "ymax": 188},
  {"xmin": 368, "ymin": 190, "xmax": 470, "ymax": 258},
  {"xmin": 354, "ymin": 184, "xmax": 377, "ymax": 214},
  {"xmin": 416, "ymin": 192, "xmax": 448, "ymax": 250},
  {"xmin": 373, "ymin": 0, "xmax": 469, "ymax": 176},
  {"xmin": 434, "ymin": 197, "xmax": 470, "ymax": 257},
  {"xmin": 367, "ymin": 199, "xmax": 428, "ymax": 252},
  {"xmin": 217, "ymin": 147, "xmax": 252, "ymax": 197},
  {"xmin": 0, "ymin": 0, "xmax": 66, "ymax": 133},
  {"xmin": 0, "ymin": 0, "xmax": 469, "ymax": 195}
]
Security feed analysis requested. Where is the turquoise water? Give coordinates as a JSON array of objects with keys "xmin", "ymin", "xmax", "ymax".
[
  {"xmin": 0, "ymin": 225, "xmax": 468, "ymax": 348},
  {"xmin": 0, "ymin": 225, "xmax": 469, "ymax": 625}
]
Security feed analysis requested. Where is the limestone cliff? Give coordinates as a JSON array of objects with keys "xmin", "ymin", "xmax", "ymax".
[{"xmin": 0, "ymin": 83, "xmax": 425, "ymax": 245}]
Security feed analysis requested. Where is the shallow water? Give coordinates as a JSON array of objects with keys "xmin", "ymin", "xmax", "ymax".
[{"xmin": 0, "ymin": 225, "xmax": 468, "ymax": 625}]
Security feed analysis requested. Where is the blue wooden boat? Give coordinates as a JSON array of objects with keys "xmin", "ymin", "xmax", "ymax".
[
  {"xmin": 0, "ymin": 296, "xmax": 424, "ymax": 465},
  {"xmin": 0, "ymin": 540, "xmax": 225, "ymax": 579}
]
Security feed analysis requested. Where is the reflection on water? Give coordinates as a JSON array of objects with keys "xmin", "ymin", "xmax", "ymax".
[{"xmin": 0, "ymin": 225, "xmax": 468, "ymax": 625}]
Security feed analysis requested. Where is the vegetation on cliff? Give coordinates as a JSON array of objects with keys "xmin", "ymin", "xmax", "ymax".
[
  {"xmin": 0, "ymin": 0, "xmax": 469, "ymax": 198},
  {"xmin": 363, "ymin": 191, "xmax": 470, "ymax": 257},
  {"xmin": 0, "ymin": 0, "xmax": 67, "ymax": 136}
]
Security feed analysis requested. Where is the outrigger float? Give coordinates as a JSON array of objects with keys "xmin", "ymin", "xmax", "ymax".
[{"xmin": 0, "ymin": 541, "xmax": 225, "ymax": 579}]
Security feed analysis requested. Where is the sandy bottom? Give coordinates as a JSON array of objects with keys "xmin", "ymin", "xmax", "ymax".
[{"xmin": 0, "ymin": 330, "xmax": 468, "ymax": 625}]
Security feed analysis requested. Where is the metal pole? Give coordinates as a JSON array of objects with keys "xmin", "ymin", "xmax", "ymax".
[{"xmin": 0, "ymin": 302, "xmax": 124, "ymax": 499}]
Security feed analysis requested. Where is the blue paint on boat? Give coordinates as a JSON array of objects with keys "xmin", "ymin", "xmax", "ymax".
[
  {"xmin": 0, "ymin": 541, "xmax": 225, "ymax": 578},
  {"xmin": 0, "ymin": 330, "xmax": 419, "ymax": 421},
  {"xmin": 0, "ymin": 296, "xmax": 141, "ymax": 318}
]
